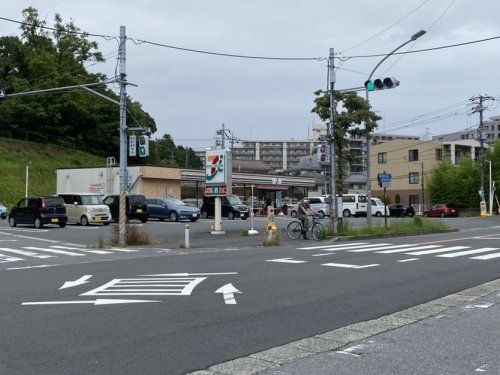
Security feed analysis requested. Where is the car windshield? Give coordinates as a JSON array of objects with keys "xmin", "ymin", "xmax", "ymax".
[
  {"xmin": 81, "ymin": 195, "xmax": 103, "ymax": 205},
  {"xmin": 166, "ymin": 199, "xmax": 185, "ymax": 206},
  {"xmin": 227, "ymin": 195, "xmax": 243, "ymax": 205},
  {"xmin": 373, "ymin": 199, "xmax": 384, "ymax": 206}
]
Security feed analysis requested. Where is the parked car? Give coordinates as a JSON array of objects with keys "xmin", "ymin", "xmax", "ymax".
[
  {"xmin": 389, "ymin": 204, "xmax": 416, "ymax": 217},
  {"xmin": 340, "ymin": 194, "xmax": 367, "ymax": 218},
  {"xmin": 59, "ymin": 194, "xmax": 112, "ymax": 226},
  {"xmin": 371, "ymin": 198, "xmax": 390, "ymax": 217},
  {"xmin": 290, "ymin": 197, "xmax": 331, "ymax": 218},
  {"xmin": 8, "ymin": 196, "xmax": 67, "ymax": 228},
  {"xmin": 424, "ymin": 204, "xmax": 459, "ymax": 218},
  {"xmin": 146, "ymin": 197, "xmax": 200, "ymax": 222},
  {"xmin": 0, "ymin": 203, "xmax": 7, "ymax": 219},
  {"xmin": 103, "ymin": 194, "xmax": 149, "ymax": 223},
  {"xmin": 200, "ymin": 195, "xmax": 249, "ymax": 220}
]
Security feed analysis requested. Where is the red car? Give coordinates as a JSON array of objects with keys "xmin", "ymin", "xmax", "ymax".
[{"xmin": 424, "ymin": 204, "xmax": 459, "ymax": 218}]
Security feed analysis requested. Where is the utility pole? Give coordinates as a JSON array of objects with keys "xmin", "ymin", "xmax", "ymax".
[
  {"xmin": 118, "ymin": 26, "xmax": 128, "ymax": 247},
  {"xmin": 221, "ymin": 123, "xmax": 226, "ymax": 149},
  {"xmin": 421, "ymin": 162, "xmax": 425, "ymax": 211},
  {"xmin": 328, "ymin": 48, "xmax": 338, "ymax": 234}
]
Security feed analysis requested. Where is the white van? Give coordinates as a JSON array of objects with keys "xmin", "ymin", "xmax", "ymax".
[
  {"xmin": 340, "ymin": 194, "xmax": 367, "ymax": 218},
  {"xmin": 371, "ymin": 198, "xmax": 389, "ymax": 217},
  {"xmin": 59, "ymin": 194, "xmax": 112, "ymax": 225}
]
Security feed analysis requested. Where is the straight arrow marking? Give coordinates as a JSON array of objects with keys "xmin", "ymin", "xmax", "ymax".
[
  {"xmin": 22, "ymin": 299, "xmax": 162, "ymax": 306},
  {"xmin": 215, "ymin": 283, "xmax": 241, "ymax": 305},
  {"xmin": 59, "ymin": 275, "xmax": 93, "ymax": 289}
]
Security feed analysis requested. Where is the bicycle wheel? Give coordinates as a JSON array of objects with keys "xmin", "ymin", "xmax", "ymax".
[
  {"xmin": 287, "ymin": 221, "xmax": 303, "ymax": 240},
  {"xmin": 312, "ymin": 222, "xmax": 325, "ymax": 241}
]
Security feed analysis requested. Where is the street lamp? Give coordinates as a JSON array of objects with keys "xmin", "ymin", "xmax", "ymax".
[
  {"xmin": 365, "ymin": 29, "xmax": 426, "ymax": 226},
  {"xmin": 25, "ymin": 161, "xmax": 32, "ymax": 197}
]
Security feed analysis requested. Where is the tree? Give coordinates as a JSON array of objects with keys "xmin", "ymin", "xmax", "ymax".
[{"xmin": 311, "ymin": 90, "xmax": 381, "ymax": 193}]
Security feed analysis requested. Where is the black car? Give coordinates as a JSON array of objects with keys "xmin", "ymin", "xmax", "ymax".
[
  {"xmin": 200, "ymin": 195, "xmax": 249, "ymax": 220},
  {"xmin": 389, "ymin": 204, "xmax": 415, "ymax": 217},
  {"xmin": 9, "ymin": 196, "xmax": 67, "ymax": 228},
  {"xmin": 103, "ymin": 194, "xmax": 149, "ymax": 223}
]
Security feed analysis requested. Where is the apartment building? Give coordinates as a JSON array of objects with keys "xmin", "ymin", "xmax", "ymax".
[{"xmin": 434, "ymin": 115, "xmax": 500, "ymax": 146}]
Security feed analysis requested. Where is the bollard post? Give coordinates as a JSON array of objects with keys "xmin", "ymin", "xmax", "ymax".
[{"xmin": 185, "ymin": 224, "xmax": 190, "ymax": 248}]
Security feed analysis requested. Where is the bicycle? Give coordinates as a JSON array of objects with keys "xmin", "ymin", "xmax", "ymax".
[{"xmin": 287, "ymin": 215, "xmax": 325, "ymax": 241}]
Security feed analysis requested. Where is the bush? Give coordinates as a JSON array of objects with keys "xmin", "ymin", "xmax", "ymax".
[
  {"xmin": 111, "ymin": 224, "xmax": 154, "ymax": 246},
  {"xmin": 242, "ymin": 229, "xmax": 249, "ymax": 236}
]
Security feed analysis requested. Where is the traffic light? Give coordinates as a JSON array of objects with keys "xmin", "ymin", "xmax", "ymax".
[
  {"xmin": 138, "ymin": 135, "xmax": 149, "ymax": 157},
  {"xmin": 364, "ymin": 77, "xmax": 400, "ymax": 92},
  {"xmin": 317, "ymin": 144, "xmax": 327, "ymax": 163}
]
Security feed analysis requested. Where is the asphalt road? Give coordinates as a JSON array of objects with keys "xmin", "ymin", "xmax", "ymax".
[{"xmin": 0, "ymin": 216, "xmax": 499, "ymax": 374}]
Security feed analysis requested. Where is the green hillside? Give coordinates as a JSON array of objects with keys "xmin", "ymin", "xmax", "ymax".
[{"xmin": 0, "ymin": 137, "xmax": 104, "ymax": 209}]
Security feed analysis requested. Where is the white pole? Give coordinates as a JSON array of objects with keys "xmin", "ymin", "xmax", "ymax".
[
  {"xmin": 249, "ymin": 184, "xmax": 258, "ymax": 235},
  {"xmin": 184, "ymin": 224, "xmax": 190, "ymax": 248},
  {"xmin": 489, "ymin": 160, "xmax": 493, "ymax": 217},
  {"xmin": 25, "ymin": 164, "xmax": 29, "ymax": 197}
]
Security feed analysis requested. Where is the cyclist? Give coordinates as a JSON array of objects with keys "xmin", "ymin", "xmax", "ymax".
[{"xmin": 297, "ymin": 198, "xmax": 318, "ymax": 240}]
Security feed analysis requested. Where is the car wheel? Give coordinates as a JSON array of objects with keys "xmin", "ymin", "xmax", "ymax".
[
  {"xmin": 440, "ymin": 212, "xmax": 445, "ymax": 218},
  {"xmin": 343, "ymin": 209, "xmax": 351, "ymax": 218},
  {"xmin": 159, "ymin": 217, "xmax": 165, "ymax": 222},
  {"xmin": 80, "ymin": 216, "xmax": 89, "ymax": 226},
  {"xmin": 318, "ymin": 211, "xmax": 325, "ymax": 219},
  {"xmin": 375, "ymin": 211, "xmax": 382, "ymax": 217},
  {"xmin": 169, "ymin": 212, "xmax": 178, "ymax": 222},
  {"xmin": 291, "ymin": 210, "xmax": 297, "ymax": 218},
  {"xmin": 59, "ymin": 222, "xmax": 66, "ymax": 228},
  {"xmin": 227, "ymin": 211, "xmax": 235, "ymax": 220},
  {"xmin": 201, "ymin": 211, "xmax": 208, "ymax": 219},
  {"xmin": 34, "ymin": 218, "xmax": 43, "ymax": 229},
  {"xmin": 9, "ymin": 217, "xmax": 17, "ymax": 227}
]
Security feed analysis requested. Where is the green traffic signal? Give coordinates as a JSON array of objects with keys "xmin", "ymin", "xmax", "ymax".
[
  {"xmin": 364, "ymin": 80, "xmax": 375, "ymax": 91},
  {"xmin": 364, "ymin": 77, "xmax": 399, "ymax": 92}
]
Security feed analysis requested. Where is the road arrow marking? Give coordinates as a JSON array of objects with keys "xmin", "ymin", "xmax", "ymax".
[
  {"xmin": 215, "ymin": 283, "xmax": 241, "ymax": 305},
  {"xmin": 139, "ymin": 272, "xmax": 238, "ymax": 277},
  {"xmin": 22, "ymin": 299, "xmax": 161, "ymax": 306},
  {"xmin": 59, "ymin": 275, "xmax": 93, "ymax": 289}
]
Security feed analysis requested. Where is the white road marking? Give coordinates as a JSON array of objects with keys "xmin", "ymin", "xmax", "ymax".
[
  {"xmin": 397, "ymin": 258, "xmax": 419, "ymax": 263},
  {"xmin": 311, "ymin": 253, "xmax": 335, "ymax": 257},
  {"xmin": 297, "ymin": 243, "xmax": 368, "ymax": 250},
  {"xmin": 349, "ymin": 244, "xmax": 415, "ymax": 253},
  {"xmin": 215, "ymin": 283, "xmax": 241, "ymax": 305},
  {"xmin": 470, "ymin": 252, "xmax": 500, "ymax": 260},
  {"xmin": 0, "ymin": 228, "xmax": 49, "ymax": 233},
  {"xmin": 22, "ymin": 299, "xmax": 161, "ymax": 306},
  {"xmin": 0, "ymin": 247, "xmax": 54, "ymax": 259},
  {"xmin": 0, "ymin": 232, "xmax": 60, "ymax": 243},
  {"xmin": 405, "ymin": 246, "xmax": 469, "ymax": 256},
  {"xmin": 107, "ymin": 247, "xmax": 140, "ymax": 252},
  {"xmin": 463, "ymin": 303, "xmax": 494, "ymax": 309},
  {"xmin": 377, "ymin": 245, "xmax": 442, "ymax": 254},
  {"xmin": 0, "ymin": 239, "xmax": 17, "ymax": 242},
  {"xmin": 81, "ymin": 277, "xmax": 207, "ymax": 296},
  {"xmin": 23, "ymin": 247, "xmax": 86, "ymax": 256},
  {"xmin": 321, "ymin": 263, "xmax": 380, "ymax": 269},
  {"xmin": 62, "ymin": 243, "xmax": 87, "ymax": 247},
  {"xmin": 8, "ymin": 264, "xmax": 59, "ymax": 270},
  {"xmin": 0, "ymin": 254, "xmax": 24, "ymax": 263},
  {"xmin": 51, "ymin": 246, "xmax": 113, "ymax": 255},
  {"xmin": 67, "ymin": 226, "xmax": 99, "ymax": 230},
  {"xmin": 140, "ymin": 272, "xmax": 238, "ymax": 277},
  {"xmin": 304, "ymin": 243, "xmax": 394, "ymax": 252},
  {"xmin": 266, "ymin": 258, "xmax": 308, "ymax": 264},
  {"xmin": 59, "ymin": 275, "xmax": 93, "ymax": 289},
  {"xmin": 436, "ymin": 248, "xmax": 500, "ymax": 258}
]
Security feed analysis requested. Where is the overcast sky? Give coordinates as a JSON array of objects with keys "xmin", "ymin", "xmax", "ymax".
[{"xmin": 2, "ymin": 1, "xmax": 500, "ymax": 149}]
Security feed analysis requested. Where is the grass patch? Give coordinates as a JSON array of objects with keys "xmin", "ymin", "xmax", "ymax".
[
  {"xmin": 111, "ymin": 223, "xmax": 154, "ymax": 246},
  {"xmin": 263, "ymin": 231, "xmax": 280, "ymax": 246},
  {"xmin": 338, "ymin": 217, "xmax": 449, "ymax": 237},
  {"xmin": 242, "ymin": 228, "xmax": 249, "ymax": 236}
]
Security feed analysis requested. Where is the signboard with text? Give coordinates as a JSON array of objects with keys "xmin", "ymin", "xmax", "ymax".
[{"xmin": 205, "ymin": 149, "xmax": 232, "ymax": 196}]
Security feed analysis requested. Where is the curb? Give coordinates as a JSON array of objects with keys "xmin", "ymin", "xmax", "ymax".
[{"xmin": 188, "ymin": 277, "xmax": 500, "ymax": 375}]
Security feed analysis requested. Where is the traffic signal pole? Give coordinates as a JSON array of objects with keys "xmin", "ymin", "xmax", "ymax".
[
  {"xmin": 118, "ymin": 26, "xmax": 128, "ymax": 246},
  {"xmin": 328, "ymin": 48, "xmax": 338, "ymax": 234}
]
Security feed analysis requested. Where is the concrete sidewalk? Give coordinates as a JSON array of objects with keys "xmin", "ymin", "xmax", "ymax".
[{"xmin": 192, "ymin": 279, "xmax": 500, "ymax": 375}]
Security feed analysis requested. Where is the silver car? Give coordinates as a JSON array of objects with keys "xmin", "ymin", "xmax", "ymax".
[
  {"xmin": 289, "ymin": 197, "xmax": 331, "ymax": 218},
  {"xmin": 0, "ymin": 203, "xmax": 7, "ymax": 219}
]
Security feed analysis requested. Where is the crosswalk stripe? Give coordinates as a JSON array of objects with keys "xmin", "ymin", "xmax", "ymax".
[
  {"xmin": 349, "ymin": 244, "xmax": 415, "ymax": 253},
  {"xmin": 297, "ymin": 243, "xmax": 368, "ymax": 250},
  {"xmin": 0, "ymin": 254, "xmax": 24, "ymax": 262},
  {"xmin": 50, "ymin": 246, "xmax": 113, "ymax": 255},
  {"xmin": 436, "ymin": 248, "xmax": 500, "ymax": 258},
  {"xmin": 321, "ymin": 263, "xmax": 380, "ymax": 269},
  {"xmin": 304, "ymin": 243, "xmax": 393, "ymax": 252},
  {"xmin": 405, "ymin": 246, "xmax": 469, "ymax": 256},
  {"xmin": 376, "ymin": 245, "xmax": 441, "ymax": 254},
  {"xmin": 470, "ymin": 252, "xmax": 500, "ymax": 260},
  {"xmin": 0, "ymin": 247, "xmax": 54, "ymax": 259},
  {"xmin": 23, "ymin": 247, "xmax": 86, "ymax": 257},
  {"xmin": 266, "ymin": 258, "xmax": 307, "ymax": 264}
]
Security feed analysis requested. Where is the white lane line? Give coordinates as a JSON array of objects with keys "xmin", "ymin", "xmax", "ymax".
[
  {"xmin": 107, "ymin": 247, "xmax": 140, "ymax": 252},
  {"xmin": 405, "ymin": 246, "xmax": 469, "ymax": 256},
  {"xmin": 349, "ymin": 244, "xmax": 415, "ymax": 253},
  {"xmin": 0, "ymin": 239, "xmax": 17, "ymax": 242},
  {"xmin": 7, "ymin": 264, "xmax": 59, "ymax": 270},
  {"xmin": 0, "ymin": 247, "xmax": 54, "ymax": 259},
  {"xmin": 437, "ymin": 248, "xmax": 500, "ymax": 258},
  {"xmin": 0, "ymin": 232, "xmax": 60, "ymax": 243},
  {"xmin": 470, "ymin": 252, "xmax": 500, "ymax": 260},
  {"xmin": 397, "ymin": 258, "xmax": 419, "ymax": 263},
  {"xmin": 62, "ymin": 243, "xmax": 87, "ymax": 247},
  {"xmin": 377, "ymin": 245, "xmax": 442, "ymax": 254},
  {"xmin": 67, "ymin": 226, "xmax": 99, "ymax": 230},
  {"xmin": 304, "ymin": 243, "xmax": 393, "ymax": 252},
  {"xmin": 297, "ymin": 243, "xmax": 368, "ymax": 250},
  {"xmin": 50, "ymin": 246, "xmax": 113, "ymax": 255},
  {"xmin": 0, "ymin": 254, "xmax": 24, "ymax": 263},
  {"xmin": 321, "ymin": 263, "xmax": 380, "ymax": 269},
  {"xmin": 23, "ymin": 247, "xmax": 86, "ymax": 257},
  {"xmin": 311, "ymin": 253, "xmax": 335, "ymax": 257},
  {"xmin": 266, "ymin": 258, "xmax": 307, "ymax": 264},
  {"xmin": 0, "ymin": 228, "xmax": 49, "ymax": 233}
]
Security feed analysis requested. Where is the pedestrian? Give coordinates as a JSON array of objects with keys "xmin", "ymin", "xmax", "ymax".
[{"xmin": 297, "ymin": 198, "xmax": 317, "ymax": 240}]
